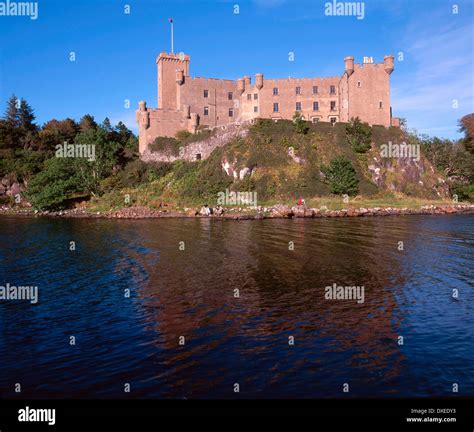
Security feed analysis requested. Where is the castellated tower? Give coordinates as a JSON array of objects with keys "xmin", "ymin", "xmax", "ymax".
[
  {"xmin": 137, "ymin": 52, "xmax": 398, "ymax": 156},
  {"xmin": 339, "ymin": 55, "xmax": 395, "ymax": 126},
  {"xmin": 157, "ymin": 52, "xmax": 190, "ymax": 110}
]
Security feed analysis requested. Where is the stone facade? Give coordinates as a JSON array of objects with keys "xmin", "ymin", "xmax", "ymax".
[{"xmin": 137, "ymin": 52, "xmax": 398, "ymax": 155}]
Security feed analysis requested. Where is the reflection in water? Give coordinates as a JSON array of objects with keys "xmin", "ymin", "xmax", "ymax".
[{"xmin": 0, "ymin": 215, "xmax": 473, "ymax": 398}]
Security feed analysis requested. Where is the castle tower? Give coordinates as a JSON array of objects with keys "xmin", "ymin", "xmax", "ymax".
[
  {"xmin": 384, "ymin": 55, "xmax": 394, "ymax": 75},
  {"xmin": 344, "ymin": 56, "xmax": 354, "ymax": 77},
  {"xmin": 341, "ymin": 55, "xmax": 394, "ymax": 126},
  {"xmin": 136, "ymin": 101, "xmax": 150, "ymax": 154},
  {"xmin": 157, "ymin": 52, "xmax": 190, "ymax": 110},
  {"xmin": 237, "ymin": 78, "xmax": 245, "ymax": 94}
]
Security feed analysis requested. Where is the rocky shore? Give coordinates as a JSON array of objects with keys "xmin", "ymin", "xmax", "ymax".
[{"xmin": 1, "ymin": 203, "xmax": 473, "ymax": 220}]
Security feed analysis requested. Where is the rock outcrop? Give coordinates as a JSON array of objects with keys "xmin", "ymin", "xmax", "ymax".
[{"xmin": 141, "ymin": 121, "xmax": 252, "ymax": 163}]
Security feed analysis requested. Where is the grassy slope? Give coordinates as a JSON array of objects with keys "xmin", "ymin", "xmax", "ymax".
[{"xmin": 88, "ymin": 120, "xmax": 456, "ymax": 212}]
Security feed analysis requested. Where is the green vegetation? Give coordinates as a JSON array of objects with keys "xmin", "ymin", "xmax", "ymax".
[
  {"xmin": 292, "ymin": 111, "xmax": 310, "ymax": 135},
  {"xmin": 346, "ymin": 117, "xmax": 372, "ymax": 153},
  {"xmin": 0, "ymin": 94, "xmax": 472, "ymax": 212},
  {"xmin": 321, "ymin": 156, "xmax": 359, "ymax": 196}
]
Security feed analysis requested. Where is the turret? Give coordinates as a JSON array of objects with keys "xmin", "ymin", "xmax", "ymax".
[
  {"xmin": 243, "ymin": 76, "xmax": 251, "ymax": 89},
  {"xmin": 255, "ymin": 73, "xmax": 264, "ymax": 90},
  {"xmin": 137, "ymin": 101, "xmax": 149, "ymax": 129},
  {"xmin": 344, "ymin": 56, "xmax": 354, "ymax": 77},
  {"xmin": 176, "ymin": 69, "xmax": 184, "ymax": 85},
  {"xmin": 237, "ymin": 78, "xmax": 245, "ymax": 94},
  {"xmin": 384, "ymin": 55, "xmax": 394, "ymax": 75},
  {"xmin": 183, "ymin": 104, "xmax": 190, "ymax": 119},
  {"xmin": 189, "ymin": 112, "xmax": 199, "ymax": 133},
  {"xmin": 137, "ymin": 101, "xmax": 150, "ymax": 155}
]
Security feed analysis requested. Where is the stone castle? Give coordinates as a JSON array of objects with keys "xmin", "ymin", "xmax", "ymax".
[{"xmin": 137, "ymin": 52, "xmax": 399, "ymax": 155}]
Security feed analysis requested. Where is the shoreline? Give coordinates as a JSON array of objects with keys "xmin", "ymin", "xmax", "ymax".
[{"xmin": 1, "ymin": 203, "xmax": 473, "ymax": 220}]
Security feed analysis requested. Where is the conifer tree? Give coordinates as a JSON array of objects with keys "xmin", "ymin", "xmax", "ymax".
[{"xmin": 4, "ymin": 94, "xmax": 19, "ymax": 127}]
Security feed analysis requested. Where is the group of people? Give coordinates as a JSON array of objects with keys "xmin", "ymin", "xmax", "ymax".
[{"xmin": 195, "ymin": 204, "xmax": 225, "ymax": 217}]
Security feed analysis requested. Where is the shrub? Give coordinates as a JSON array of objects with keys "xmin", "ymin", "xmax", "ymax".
[
  {"xmin": 451, "ymin": 183, "xmax": 474, "ymax": 202},
  {"xmin": 175, "ymin": 129, "xmax": 192, "ymax": 141},
  {"xmin": 26, "ymin": 157, "xmax": 84, "ymax": 210},
  {"xmin": 292, "ymin": 112, "xmax": 309, "ymax": 135},
  {"xmin": 149, "ymin": 137, "xmax": 181, "ymax": 156},
  {"xmin": 321, "ymin": 155, "xmax": 359, "ymax": 196},
  {"xmin": 346, "ymin": 117, "xmax": 372, "ymax": 153}
]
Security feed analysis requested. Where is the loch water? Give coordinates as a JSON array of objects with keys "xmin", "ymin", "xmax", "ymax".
[{"xmin": 0, "ymin": 214, "xmax": 473, "ymax": 398}]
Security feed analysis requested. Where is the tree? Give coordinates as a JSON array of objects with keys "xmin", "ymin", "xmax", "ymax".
[
  {"xmin": 74, "ymin": 127, "xmax": 122, "ymax": 193},
  {"xmin": 38, "ymin": 119, "xmax": 79, "ymax": 151},
  {"xmin": 3, "ymin": 94, "xmax": 19, "ymax": 127},
  {"xmin": 459, "ymin": 113, "xmax": 474, "ymax": 154},
  {"xmin": 18, "ymin": 99, "xmax": 37, "ymax": 131},
  {"xmin": 101, "ymin": 117, "xmax": 112, "ymax": 132},
  {"xmin": 292, "ymin": 112, "xmax": 309, "ymax": 134},
  {"xmin": 79, "ymin": 114, "xmax": 97, "ymax": 132},
  {"xmin": 26, "ymin": 157, "xmax": 83, "ymax": 210},
  {"xmin": 346, "ymin": 117, "xmax": 372, "ymax": 153},
  {"xmin": 321, "ymin": 155, "xmax": 359, "ymax": 196}
]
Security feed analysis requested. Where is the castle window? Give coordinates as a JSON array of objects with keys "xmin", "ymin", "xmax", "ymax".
[
  {"xmin": 312, "ymin": 117, "xmax": 320, "ymax": 123},
  {"xmin": 247, "ymin": 94, "xmax": 252, "ymax": 101},
  {"xmin": 228, "ymin": 92, "xmax": 233, "ymax": 100},
  {"xmin": 196, "ymin": 153, "xmax": 202, "ymax": 161},
  {"xmin": 313, "ymin": 101, "xmax": 319, "ymax": 111},
  {"xmin": 296, "ymin": 86, "xmax": 301, "ymax": 95},
  {"xmin": 330, "ymin": 85, "xmax": 336, "ymax": 94},
  {"xmin": 379, "ymin": 101, "xmax": 383, "ymax": 108},
  {"xmin": 254, "ymin": 106, "xmax": 258, "ymax": 113},
  {"xmin": 229, "ymin": 108, "xmax": 234, "ymax": 117},
  {"xmin": 296, "ymin": 102, "xmax": 302, "ymax": 111},
  {"xmin": 204, "ymin": 106, "xmax": 209, "ymax": 116},
  {"xmin": 357, "ymin": 81, "xmax": 361, "ymax": 88},
  {"xmin": 312, "ymin": 86, "xmax": 318, "ymax": 94},
  {"xmin": 273, "ymin": 87, "xmax": 279, "ymax": 96},
  {"xmin": 204, "ymin": 90, "xmax": 209, "ymax": 98},
  {"xmin": 254, "ymin": 93, "xmax": 258, "ymax": 100},
  {"xmin": 330, "ymin": 101, "xmax": 336, "ymax": 111},
  {"xmin": 273, "ymin": 103, "xmax": 279, "ymax": 113},
  {"xmin": 330, "ymin": 117, "xmax": 337, "ymax": 125}
]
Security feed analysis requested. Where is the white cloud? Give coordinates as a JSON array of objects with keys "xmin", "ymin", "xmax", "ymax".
[{"xmin": 392, "ymin": 16, "xmax": 474, "ymax": 138}]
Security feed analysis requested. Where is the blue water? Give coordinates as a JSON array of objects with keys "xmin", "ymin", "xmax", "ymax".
[{"xmin": 0, "ymin": 214, "xmax": 473, "ymax": 398}]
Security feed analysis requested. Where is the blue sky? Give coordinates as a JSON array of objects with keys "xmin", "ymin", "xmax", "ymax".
[{"xmin": 0, "ymin": 0, "xmax": 472, "ymax": 138}]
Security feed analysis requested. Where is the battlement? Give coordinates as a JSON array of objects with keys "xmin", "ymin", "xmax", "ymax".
[
  {"xmin": 157, "ymin": 52, "xmax": 190, "ymax": 62},
  {"xmin": 190, "ymin": 77, "xmax": 237, "ymax": 83}
]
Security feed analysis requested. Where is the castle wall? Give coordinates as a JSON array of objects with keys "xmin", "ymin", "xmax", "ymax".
[
  {"xmin": 137, "ymin": 107, "xmax": 187, "ymax": 154},
  {"xmin": 180, "ymin": 77, "xmax": 239, "ymax": 128},
  {"xmin": 243, "ymin": 77, "xmax": 341, "ymax": 123},
  {"xmin": 345, "ymin": 63, "xmax": 391, "ymax": 126},
  {"xmin": 138, "ymin": 52, "xmax": 396, "ymax": 155}
]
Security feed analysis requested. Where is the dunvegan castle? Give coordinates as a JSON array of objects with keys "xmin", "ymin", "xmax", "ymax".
[{"xmin": 137, "ymin": 52, "xmax": 399, "ymax": 155}]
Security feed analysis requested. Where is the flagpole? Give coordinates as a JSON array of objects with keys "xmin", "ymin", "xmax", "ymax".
[{"xmin": 170, "ymin": 18, "xmax": 174, "ymax": 53}]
